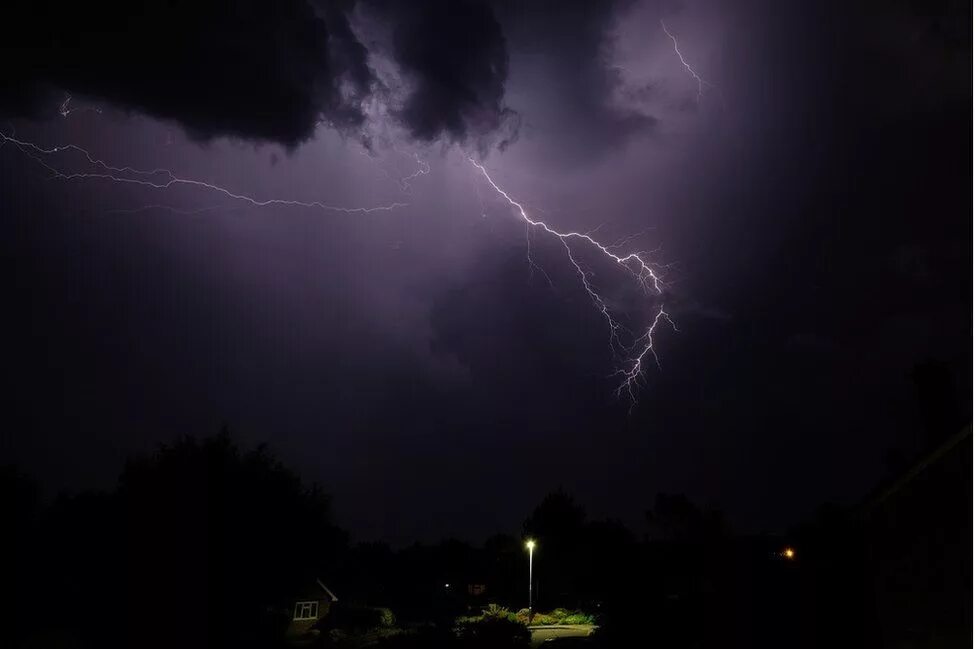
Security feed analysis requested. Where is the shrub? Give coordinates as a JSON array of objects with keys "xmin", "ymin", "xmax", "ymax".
[
  {"xmin": 551, "ymin": 608, "xmax": 570, "ymax": 622},
  {"xmin": 376, "ymin": 608, "xmax": 396, "ymax": 628},
  {"xmin": 560, "ymin": 613, "xmax": 595, "ymax": 625},
  {"xmin": 509, "ymin": 609, "xmax": 596, "ymax": 626},
  {"xmin": 456, "ymin": 617, "xmax": 530, "ymax": 649},
  {"xmin": 482, "ymin": 603, "xmax": 512, "ymax": 619},
  {"xmin": 457, "ymin": 607, "xmax": 594, "ymax": 628}
]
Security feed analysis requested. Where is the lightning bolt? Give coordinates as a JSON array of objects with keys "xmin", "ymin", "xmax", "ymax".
[
  {"xmin": 358, "ymin": 146, "xmax": 430, "ymax": 194},
  {"xmin": 59, "ymin": 93, "xmax": 102, "ymax": 118},
  {"xmin": 613, "ymin": 306, "xmax": 678, "ymax": 403},
  {"xmin": 660, "ymin": 20, "xmax": 715, "ymax": 103},
  {"xmin": 397, "ymin": 152, "xmax": 430, "ymax": 192},
  {"xmin": 1, "ymin": 112, "xmax": 672, "ymax": 403},
  {"xmin": 0, "ymin": 131, "xmax": 408, "ymax": 214},
  {"xmin": 469, "ymin": 158, "xmax": 675, "ymax": 402}
]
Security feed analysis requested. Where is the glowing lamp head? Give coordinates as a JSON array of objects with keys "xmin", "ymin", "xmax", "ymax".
[
  {"xmin": 782, "ymin": 547, "xmax": 795, "ymax": 560},
  {"xmin": 525, "ymin": 539, "xmax": 536, "ymax": 551}
]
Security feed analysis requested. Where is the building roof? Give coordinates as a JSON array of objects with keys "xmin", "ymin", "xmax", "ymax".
[{"xmin": 316, "ymin": 579, "xmax": 339, "ymax": 602}]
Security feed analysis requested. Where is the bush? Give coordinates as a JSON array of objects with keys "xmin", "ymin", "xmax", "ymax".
[
  {"xmin": 376, "ymin": 608, "xmax": 397, "ymax": 628},
  {"xmin": 560, "ymin": 613, "xmax": 595, "ymax": 625},
  {"xmin": 456, "ymin": 606, "xmax": 594, "ymax": 628},
  {"xmin": 483, "ymin": 603, "xmax": 510, "ymax": 618},
  {"xmin": 456, "ymin": 617, "xmax": 530, "ymax": 649},
  {"xmin": 516, "ymin": 609, "xmax": 595, "ymax": 626}
]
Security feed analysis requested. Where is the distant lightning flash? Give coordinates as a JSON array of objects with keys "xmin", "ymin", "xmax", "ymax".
[
  {"xmin": 59, "ymin": 93, "xmax": 102, "ymax": 118},
  {"xmin": 469, "ymin": 158, "xmax": 675, "ymax": 401},
  {"xmin": 0, "ymin": 132, "xmax": 408, "ymax": 214},
  {"xmin": 660, "ymin": 20, "xmax": 714, "ymax": 103},
  {"xmin": 398, "ymin": 152, "xmax": 430, "ymax": 192}
]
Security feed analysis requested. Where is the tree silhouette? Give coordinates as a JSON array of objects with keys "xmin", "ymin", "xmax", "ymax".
[
  {"xmin": 522, "ymin": 488, "xmax": 586, "ymax": 542},
  {"xmin": 117, "ymin": 432, "xmax": 346, "ymax": 648},
  {"xmin": 6, "ymin": 432, "xmax": 346, "ymax": 649},
  {"xmin": 521, "ymin": 489, "xmax": 587, "ymax": 608}
]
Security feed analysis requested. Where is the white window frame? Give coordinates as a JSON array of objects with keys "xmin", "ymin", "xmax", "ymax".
[{"xmin": 294, "ymin": 600, "xmax": 319, "ymax": 621}]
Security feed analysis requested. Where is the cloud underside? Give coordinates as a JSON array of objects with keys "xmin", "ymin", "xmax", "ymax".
[
  {"xmin": 0, "ymin": 0, "xmax": 643, "ymax": 152},
  {"xmin": 0, "ymin": 0, "xmax": 518, "ymax": 148}
]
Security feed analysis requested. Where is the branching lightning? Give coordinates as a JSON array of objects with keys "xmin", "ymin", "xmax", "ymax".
[
  {"xmin": 614, "ymin": 305, "xmax": 677, "ymax": 403},
  {"xmin": 660, "ymin": 20, "xmax": 715, "ymax": 103},
  {"xmin": 469, "ymin": 158, "xmax": 675, "ymax": 402},
  {"xmin": 0, "ymin": 132, "xmax": 408, "ymax": 214},
  {"xmin": 1, "ymin": 99, "xmax": 675, "ymax": 404},
  {"xmin": 358, "ymin": 146, "xmax": 430, "ymax": 194},
  {"xmin": 397, "ymin": 152, "xmax": 430, "ymax": 192}
]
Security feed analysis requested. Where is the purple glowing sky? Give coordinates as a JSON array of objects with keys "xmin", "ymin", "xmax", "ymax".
[{"xmin": 1, "ymin": 0, "xmax": 969, "ymax": 542}]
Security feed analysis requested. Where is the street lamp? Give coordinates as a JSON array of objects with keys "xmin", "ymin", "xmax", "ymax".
[{"xmin": 525, "ymin": 539, "xmax": 536, "ymax": 613}]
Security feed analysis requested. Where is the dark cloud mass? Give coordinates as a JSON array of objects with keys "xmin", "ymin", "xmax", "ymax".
[
  {"xmin": 0, "ymin": 0, "xmax": 641, "ymax": 151},
  {"xmin": 1, "ymin": 0, "xmax": 375, "ymax": 145},
  {"xmin": 495, "ymin": 0, "xmax": 657, "ymax": 163},
  {"xmin": 0, "ymin": 0, "xmax": 522, "ymax": 147},
  {"xmin": 368, "ymin": 0, "xmax": 517, "ymax": 146}
]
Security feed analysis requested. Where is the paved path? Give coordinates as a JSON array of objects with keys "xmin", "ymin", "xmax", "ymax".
[{"xmin": 529, "ymin": 624, "xmax": 597, "ymax": 646}]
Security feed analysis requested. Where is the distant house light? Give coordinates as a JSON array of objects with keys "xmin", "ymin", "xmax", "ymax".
[{"xmin": 294, "ymin": 601, "xmax": 319, "ymax": 621}]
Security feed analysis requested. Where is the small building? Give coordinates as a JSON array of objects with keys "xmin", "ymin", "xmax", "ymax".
[{"xmin": 286, "ymin": 579, "xmax": 339, "ymax": 640}]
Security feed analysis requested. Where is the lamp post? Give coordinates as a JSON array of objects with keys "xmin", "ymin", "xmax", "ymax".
[{"xmin": 525, "ymin": 539, "xmax": 536, "ymax": 614}]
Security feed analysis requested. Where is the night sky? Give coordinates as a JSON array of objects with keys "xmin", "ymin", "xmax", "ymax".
[{"xmin": 1, "ymin": 0, "xmax": 970, "ymax": 544}]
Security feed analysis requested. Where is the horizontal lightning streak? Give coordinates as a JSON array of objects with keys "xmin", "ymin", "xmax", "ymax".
[
  {"xmin": 469, "ymin": 158, "xmax": 675, "ymax": 402},
  {"xmin": 0, "ymin": 132, "xmax": 408, "ymax": 214}
]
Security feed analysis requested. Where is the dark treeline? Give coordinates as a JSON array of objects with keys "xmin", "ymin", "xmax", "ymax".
[
  {"xmin": 4, "ymin": 422, "xmax": 970, "ymax": 649},
  {"xmin": 4, "ymin": 433, "xmax": 346, "ymax": 649}
]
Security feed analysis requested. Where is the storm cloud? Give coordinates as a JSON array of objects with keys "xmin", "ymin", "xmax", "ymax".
[
  {"xmin": 493, "ymin": 0, "xmax": 659, "ymax": 164},
  {"xmin": 0, "ymin": 0, "xmax": 656, "ymax": 153},
  {"xmin": 0, "ymin": 0, "xmax": 377, "ymax": 145},
  {"xmin": 0, "ymin": 0, "xmax": 969, "ymax": 544},
  {"xmin": 365, "ymin": 0, "xmax": 517, "ymax": 147},
  {"xmin": 0, "ymin": 0, "xmax": 521, "ymax": 148}
]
